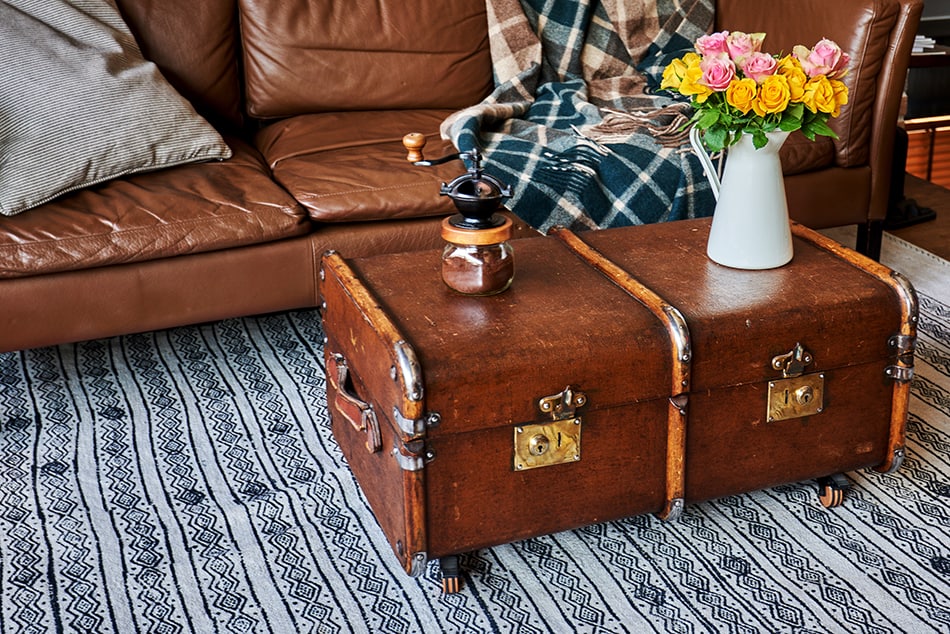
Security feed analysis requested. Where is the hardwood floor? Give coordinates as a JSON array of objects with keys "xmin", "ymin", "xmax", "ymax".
[{"xmin": 889, "ymin": 174, "xmax": 950, "ymax": 260}]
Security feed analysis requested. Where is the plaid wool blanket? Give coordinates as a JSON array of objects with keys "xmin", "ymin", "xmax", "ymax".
[{"xmin": 441, "ymin": 0, "xmax": 717, "ymax": 232}]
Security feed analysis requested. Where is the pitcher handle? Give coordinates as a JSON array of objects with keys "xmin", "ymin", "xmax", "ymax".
[{"xmin": 689, "ymin": 126, "xmax": 720, "ymax": 201}]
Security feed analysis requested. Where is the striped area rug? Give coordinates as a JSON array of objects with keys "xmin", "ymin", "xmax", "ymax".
[{"xmin": 1, "ymin": 234, "xmax": 948, "ymax": 633}]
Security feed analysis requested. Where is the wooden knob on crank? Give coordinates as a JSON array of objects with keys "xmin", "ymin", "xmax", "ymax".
[{"xmin": 402, "ymin": 132, "xmax": 426, "ymax": 163}]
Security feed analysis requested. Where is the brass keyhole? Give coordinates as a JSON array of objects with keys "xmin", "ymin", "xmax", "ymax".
[
  {"xmin": 528, "ymin": 434, "xmax": 549, "ymax": 456},
  {"xmin": 795, "ymin": 386, "xmax": 814, "ymax": 405}
]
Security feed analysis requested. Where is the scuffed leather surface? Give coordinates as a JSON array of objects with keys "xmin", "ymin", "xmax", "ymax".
[
  {"xmin": 716, "ymin": 0, "xmax": 898, "ymax": 169},
  {"xmin": 257, "ymin": 110, "xmax": 465, "ymax": 222},
  {"xmin": 115, "ymin": 0, "xmax": 242, "ymax": 127},
  {"xmin": 238, "ymin": 0, "xmax": 493, "ymax": 118},
  {"xmin": 0, "ymin": 137, "xmax": 308, "ymax": 278},
  {"xmin": 311, "ymin": 212, "xmax": 536, "ymax": 263}
]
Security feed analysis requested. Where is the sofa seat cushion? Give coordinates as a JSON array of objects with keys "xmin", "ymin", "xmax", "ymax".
[
  {"xmin": 0, "ymin": 138, "xmax": 308, "ymax": 279},
  {"xmin": 256, "ymin": 110, "xmax": 465, "ymax": 223}
]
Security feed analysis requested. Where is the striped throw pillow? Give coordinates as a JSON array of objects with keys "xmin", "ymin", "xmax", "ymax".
[{"xmin": 0, "ymin": 0, "xmax": 232, "ymax": 216}]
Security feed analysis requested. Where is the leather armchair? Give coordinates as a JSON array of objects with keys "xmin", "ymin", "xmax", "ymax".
[{"xmin": 717, "ymin": 0, "xmax": 924, "ymax": 259}]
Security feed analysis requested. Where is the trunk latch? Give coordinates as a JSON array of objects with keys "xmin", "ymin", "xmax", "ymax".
[
  {"xmin": 767, "ymin": 343, "xmax": 825, "ymax": 422},
  {"xmin": 513, "ymin": 387, "xmax": 586, "ymax": 471}
]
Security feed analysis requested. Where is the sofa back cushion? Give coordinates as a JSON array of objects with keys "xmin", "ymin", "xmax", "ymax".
[
  {"xmin": 716, "ymin": 0, "xmax": 900, "ymax": 169},
  {"xmin": 115, "ymin": 0, "xmax": 244, "ymax": 128},
  {"xmin": 238, "ymin": 0, "xmax": 494, "ymax": 119}
]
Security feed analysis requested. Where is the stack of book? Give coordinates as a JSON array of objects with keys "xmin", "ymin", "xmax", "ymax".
[{"xmin": 913, "ymin": 34, "xmax": 938, "ymax": 53}]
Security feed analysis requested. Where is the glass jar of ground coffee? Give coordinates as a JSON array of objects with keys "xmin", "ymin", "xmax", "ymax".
[{"xmin": 441, "ymin": 216, "xmax": 514, "ymax": 296}]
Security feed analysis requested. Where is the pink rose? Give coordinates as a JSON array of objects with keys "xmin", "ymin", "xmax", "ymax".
[
  {"xmin": 696, "ymin": 31, "xmax": 730, "ymax": 58},
  {"xmin": 726, "ymin": 31, "xmax": 765, "ymax": 64},
  {"xmin": 741, "ymin": 51, "xmax": 778, "ymax": 83},
  {"xmin": 793, "ymin": 39, "xmax": 850, "ymax": 78},
  {"xmin": 700, "ymin": 56, "xmax": 736, "ymax": 90}
]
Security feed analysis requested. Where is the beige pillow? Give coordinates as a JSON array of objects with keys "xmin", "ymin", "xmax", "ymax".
[{"xmin": 0, "ymin": 0, "xmax": 232, "ymax": 216}]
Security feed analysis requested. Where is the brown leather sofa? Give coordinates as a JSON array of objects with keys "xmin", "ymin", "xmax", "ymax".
[{"xmin": 0, "ymin": 0, "xmax": 922, "ymax": 353}]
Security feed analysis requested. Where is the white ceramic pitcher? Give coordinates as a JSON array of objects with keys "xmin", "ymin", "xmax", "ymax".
[{"xmin": 689, "ymin": 126, "xmax": 793, "ymax": 270}]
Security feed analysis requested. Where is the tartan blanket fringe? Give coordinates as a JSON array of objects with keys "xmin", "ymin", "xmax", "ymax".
[{"xmin": 586, "ymin": 103, "xmax": 695, "ymax": 148}]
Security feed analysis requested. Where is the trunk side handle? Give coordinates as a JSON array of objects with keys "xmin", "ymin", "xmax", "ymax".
[{"xmin": 328, "ymin": 352, "xmax": 383, "ymax": 453}]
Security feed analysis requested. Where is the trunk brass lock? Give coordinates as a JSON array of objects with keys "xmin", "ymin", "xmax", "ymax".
[
  {"xmin": 514, "ymin": 386, "xmax": 585, "ymax": 471},
  {"xmin": 514, "ymin": 419, "xmax": 581, "ymax": 471},
  {"xmin": 767, "ymin": 343, "xmax": 825, "ymax": 422}
]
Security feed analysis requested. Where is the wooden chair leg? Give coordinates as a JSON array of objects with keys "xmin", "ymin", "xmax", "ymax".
[{"xmin": 855, "ymin": 220, "xmax": 883, "ymax": 261}]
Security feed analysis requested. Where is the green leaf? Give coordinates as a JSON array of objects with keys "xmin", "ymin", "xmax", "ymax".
[
  {"xmin": 808, "ymin": 117, "xmax": 838, "ymax": 139},
  {"xmin": 802, "ymin": 116, "xmax": 838, "ymax": 140},
  {"xmin": 697, "ymin": 109, "xmax": 720, "ymax": 129},
  {"xmin": 779, "ymin": 107, "xmax": 802, "ymax": 132},
  {"xmin": 778, "ymin": 117, "xmax": 801, "ymax": 132},
  {"xmin": 704, "ymin": 126, "xmax": 728, "ymax": 153},
  {"xmin": 752, "ymin": 129, "xmax": 768, "ymax": 149}
]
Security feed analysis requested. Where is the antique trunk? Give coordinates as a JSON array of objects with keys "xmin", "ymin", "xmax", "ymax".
[{"xmin": 319, "ymin": 218, "xmax": 916, "ymax": 592}]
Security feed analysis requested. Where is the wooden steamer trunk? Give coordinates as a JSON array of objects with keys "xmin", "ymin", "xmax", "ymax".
[{"xmin": 319, "ymin": 219, "xmax": 917, "ymax": 593}]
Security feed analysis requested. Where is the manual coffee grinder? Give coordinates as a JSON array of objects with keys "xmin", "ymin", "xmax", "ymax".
[{"xmin": 403, "ymin": 133, "xmax": 514, "ymax": 296}]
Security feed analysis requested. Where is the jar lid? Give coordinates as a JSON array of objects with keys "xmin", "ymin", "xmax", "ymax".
[{"xmin": 441, "ymin": 215, "xmax": 513, "ymax": 246}]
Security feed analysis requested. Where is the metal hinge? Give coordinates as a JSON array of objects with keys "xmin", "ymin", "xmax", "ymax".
[
  {"xmin": 885, "ymin": 365, "xmax": 914, "ymax": 382},
  {"xmin": 886, "ymin": 334, "xmax": 916, "ymax": 383},
  {"xmin": 392, "ymin": 407, "xmax": 441, "ymax": 436},
  {"xmin": 888, "ymin": 334, "xmax": 917, "ymax": 356},
  {"xmin": 392, "ymin": 437, "xmax": 430, "ymax": 471}
]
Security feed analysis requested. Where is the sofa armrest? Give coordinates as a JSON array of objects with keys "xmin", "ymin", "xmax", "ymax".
[{"xmin": 716, "ymin": 0, "xmax": 923, "ymax": 223}]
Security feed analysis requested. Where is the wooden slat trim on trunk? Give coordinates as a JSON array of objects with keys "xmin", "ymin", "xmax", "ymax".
[
  {"xmin": 791, "ymin": 223, "xmax": 919, "ymax": 474},
  {"xmin": 550, "ymin": 227, "xmax": 690, "ymax": 521}
]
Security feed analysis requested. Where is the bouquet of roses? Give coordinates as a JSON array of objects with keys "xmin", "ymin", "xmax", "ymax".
[{"xmin": 660, "ymin": 31, "xmax": 849, "ymax": 152}]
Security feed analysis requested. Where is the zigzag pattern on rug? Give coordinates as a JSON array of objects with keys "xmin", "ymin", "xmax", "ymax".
[{"xmin": 1, "ymin": 239, "xmax": 948, "ymax": 633}]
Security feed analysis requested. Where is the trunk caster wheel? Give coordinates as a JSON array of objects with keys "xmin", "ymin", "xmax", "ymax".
[
  {"xmin": 440, "ymin": 555, "xmax": 461, "ymax": 594},
  {"xmin": 817, "ymin": 473, "xmax": 850, "ymax": 508}
]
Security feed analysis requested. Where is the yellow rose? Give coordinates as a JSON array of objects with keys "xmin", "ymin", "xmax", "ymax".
[
  {"xmin": 802, "ymin": 75, "xmax": 836, "ymax": 114},
  {"xmin": 776, "ymin": 55, "xmax": 807, "ymax": 103},
  {"xmin": 678, "ymin": 62, "xmax": 714, "ymax": 102},
  {"xmin": 682, "ymin": 52, "xmax": 702, "ymax": 67},
  {"xmin": 830, "ymin": 79, "xmax": 849, "ymax": 117},
  {"xmin": 726, "ymin": 77, "xmax": 758, "ymax": 114},
  {"xmin": 660, "ymin": 57, "xmax": 688, "ymax": 91},
  {"xmin": 752, "ymin": 74, "xmax": 791, "ymax": 117}
]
